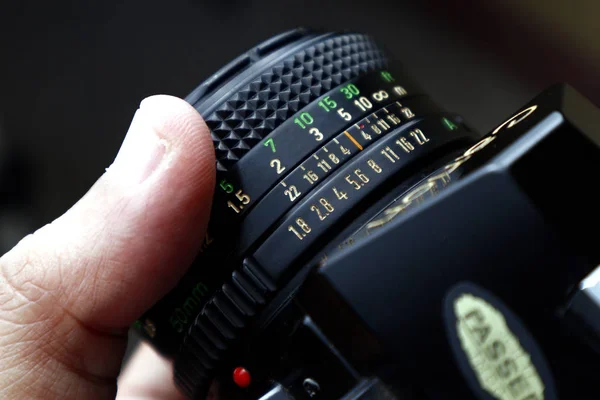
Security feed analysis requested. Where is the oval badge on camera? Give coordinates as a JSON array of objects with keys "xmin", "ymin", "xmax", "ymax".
[{"xmin": 444, "ymin": 283, "xmax": 557, "ymax": 400}]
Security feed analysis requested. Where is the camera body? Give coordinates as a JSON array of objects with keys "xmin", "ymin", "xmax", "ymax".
[{"xmin": 135, "ymin": 30, "xmax": 600, "ymax": 399}]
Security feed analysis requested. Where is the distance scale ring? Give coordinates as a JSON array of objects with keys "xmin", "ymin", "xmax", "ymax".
[
  {"xmin": 211, "ymin": 68, "xmax": 425, "ymax": 235},
  {"xmin": 234, "ymin": 96, "xmax": 445, "ymax": 257},
  {"xmin": 174, "ymin": 114, "xmax": 478, "ymax": 397}
]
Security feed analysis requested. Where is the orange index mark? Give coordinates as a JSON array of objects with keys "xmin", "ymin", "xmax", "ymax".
[{"xmin": 344, "ymin": 131, "xmax": 363, "ymax": 151}]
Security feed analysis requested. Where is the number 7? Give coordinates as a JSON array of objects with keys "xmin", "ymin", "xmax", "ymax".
[{"xmin": 264, "ymin": 138, "xmax": 276, "ymax": 153}]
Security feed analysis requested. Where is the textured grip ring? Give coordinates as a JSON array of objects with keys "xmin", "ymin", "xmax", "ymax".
[
  {"xmin": 203, "ymin": 34, "xmax": 387, "ymax": 171},
  {"xmin": 174, "ymin": 259, "xmax": 277, "ymax": 399}
]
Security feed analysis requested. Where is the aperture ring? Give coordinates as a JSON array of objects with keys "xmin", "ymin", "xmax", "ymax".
[
  {"xmin": 174, "ymin": 115, "xmax": 478, "ymax": 398},
  {"xmin": 204, "ymin": 34, "xmax": 387, "ymax": 171}
]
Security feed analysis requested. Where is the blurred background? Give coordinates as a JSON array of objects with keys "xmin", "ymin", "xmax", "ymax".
[
  {"xmin": 2, "ymin": 0, "xmax": 600, "ymax": 254},
  {"xmin": 1, "ymin": 1, "xmax": 600, "ymax": 364}
]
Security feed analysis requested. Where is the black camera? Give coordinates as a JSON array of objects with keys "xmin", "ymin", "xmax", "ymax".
[{"xmin": 134, "ymin": 29, "xmax": 600, "ymax": 399}]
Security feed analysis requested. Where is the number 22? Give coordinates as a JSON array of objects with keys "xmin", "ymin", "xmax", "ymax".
[{"xmin": 284, "ymin": 186, "xmax": 301, "ymax": 202}]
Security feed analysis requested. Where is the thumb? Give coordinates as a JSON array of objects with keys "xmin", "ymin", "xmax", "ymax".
[{"xmin": 0, "ymin": 95, "xmax": 215, "ymax": 399}]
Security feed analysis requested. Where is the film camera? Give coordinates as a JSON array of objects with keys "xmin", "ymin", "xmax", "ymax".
[{"xmin": 135, "ymin": 29, "xmax": 600, "ymax": 400}]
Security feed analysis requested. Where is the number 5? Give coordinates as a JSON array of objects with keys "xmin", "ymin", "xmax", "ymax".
[
  {"xmin": 219, "ymin": 179, "xmax": 234, "ymax": 193},
  {"xmin": 236, "ymin": 190, "xmax": 250, "ymax": 204},
  {"xmin": 337, "ymin": 108, "xmax": 352, "ymax": 121},
  {"xmin": 345, "ymin": 175, "xmax": 361, "ymax": 190}
]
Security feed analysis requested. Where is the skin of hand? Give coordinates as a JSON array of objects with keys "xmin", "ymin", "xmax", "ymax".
[{"xmin": 0, "ymin": 95, "xmax": 216, "ymax": 400}]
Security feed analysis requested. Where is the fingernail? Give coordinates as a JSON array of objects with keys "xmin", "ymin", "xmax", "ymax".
[{"xmin": 108, "ymin": 105, "xmax": 171, "ymax": 186}]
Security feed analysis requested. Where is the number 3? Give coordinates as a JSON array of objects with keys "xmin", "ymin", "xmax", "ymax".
[{"xmin": 309, "ymin": 127, "xmax": 324, "ymax": 141}]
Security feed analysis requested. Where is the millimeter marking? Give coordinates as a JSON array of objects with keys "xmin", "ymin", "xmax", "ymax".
[{"xmin": 344, "ymin": 131, "xmax": 363, "ymax": 150}]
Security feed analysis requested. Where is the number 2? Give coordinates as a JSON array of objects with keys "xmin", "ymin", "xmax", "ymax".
[
  {"xmin": 270, "ymin": 159, "xmax": 286, "ymax": 174},
  {"xmin": 311, "ymin": 205, "xmax": 327, "ymax": 221}
]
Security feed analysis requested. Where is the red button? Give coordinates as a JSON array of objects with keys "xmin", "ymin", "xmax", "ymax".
[{"xmin": 233, "ymin": 367, "xmax": 251, "ymax": 388}]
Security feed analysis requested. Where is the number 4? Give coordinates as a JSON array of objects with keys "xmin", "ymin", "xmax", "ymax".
[{"xmin": 333, "ymin": 187, "xmax": 348, "ymax": 200}]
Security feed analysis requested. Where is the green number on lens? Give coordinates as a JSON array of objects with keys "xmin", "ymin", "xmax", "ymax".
[
  {"xmin": 219, "ymin": 179, "xmax": 234, "ymax": 193},
  {"xmin": 340, "ymin": 83, "xmax": 360, "ymax": 99},
  {"xmin": 294, "ymin": 112, "xmax": 314, "ymax": 129},
  {"xmin": 381, "ymin": 71, "xmax": 394, "ymax": 83},
  {"xmin": 318, "ymin": 96, "xmax": 337, "ymax": 112},
  {"xmin": 264, "ymin": 138, "xmax": 276, "ymax": 152}
]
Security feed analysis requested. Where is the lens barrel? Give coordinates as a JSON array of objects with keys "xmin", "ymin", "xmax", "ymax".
[{"xmin": 134, "ymin": 29, "xmax": 480, "ymax": 398}]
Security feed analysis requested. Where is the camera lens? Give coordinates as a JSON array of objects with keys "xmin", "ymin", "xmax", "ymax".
[{"xmin": 135, "ymin": 29, "xmax": 480, "ymax": 398}]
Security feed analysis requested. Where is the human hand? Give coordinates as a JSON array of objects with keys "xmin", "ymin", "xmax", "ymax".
[{"xmin": 0, "ymin": 96, "xmax": 216, "ymax": 399}]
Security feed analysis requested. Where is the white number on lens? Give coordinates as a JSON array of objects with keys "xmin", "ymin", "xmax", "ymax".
[
  {"xmin": 353, "ymin": 96, "xmax": 373, "ymax": 112},
  {"xmin": 309, "ymin": 127, "xmax": 324, "ymax": 141},
  {"xmin": 270, "ymin": 159, "xmax": 286, "ymax": 174},
  {"xmin": 284, "ymin": 186, "xmax": 301, "ymax": 202},
  {"xmin": 337, "ymin": 108, "xmax": 352, "ymax": 121}
]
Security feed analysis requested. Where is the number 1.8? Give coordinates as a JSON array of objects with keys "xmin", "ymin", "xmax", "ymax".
[{"xmin": 288, "ymin": 218, "xmax": 311, "ymax": 240}]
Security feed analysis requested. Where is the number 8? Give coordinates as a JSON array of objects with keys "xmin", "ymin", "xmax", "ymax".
[{"xmin": 372, "ymin": 90, "xmax": 389, "ymax": 102}]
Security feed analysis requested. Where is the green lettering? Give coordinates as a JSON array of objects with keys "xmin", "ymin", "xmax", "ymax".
[
  {"xmin": 264, "ymin": 138, "xmax": 276, "ymax": 152},
  {"xmin": 442, "ymin": 117, "xmax": 458, "ymax": 131},
  {"xmin": 192, "ymin": 282, "xmax": 209, "ymax": 301},
  {"xmin": 170, "ymin": 315, "xmax": 184, "ymax": 333},
  {"xmin": 176, "ymin": 308, "xmax": 188, "ymax": 324},
  {"xmin": 381, "ymin": 71, "xmax": 394, "ymax": 83},
  {"xmin": 183, "ymin": 296, "xmax": 199, "ymax": 316},
  {"xmin": 168, "ymin": 281, "xmax": 212, "ymax": 334}
]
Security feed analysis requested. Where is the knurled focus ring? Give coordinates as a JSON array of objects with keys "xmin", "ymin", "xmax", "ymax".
[
  {"xmin": 204, "ymin": 34, "xmax": 387, "ymax": 171},
  {"xmin": 175, "ymin": 259, "xmax": 277, "ymax": 399}
]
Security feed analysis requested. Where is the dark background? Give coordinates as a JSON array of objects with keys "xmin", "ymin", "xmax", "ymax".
[
  {"xmin": 1, "ymin": 0, "xmax": 599, "ymax": 377},
  {"xmin": 4, "ymin": 0, "xmax": 599, "ymax": 251},
  {"xmin": 2, "ymin": 1, "xmax": 600, "ymax": 252}
]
